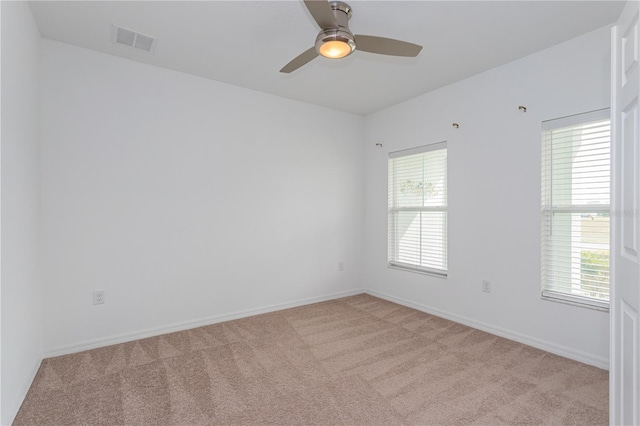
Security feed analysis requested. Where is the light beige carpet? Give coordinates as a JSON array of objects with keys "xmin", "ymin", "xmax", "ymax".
[{"xmin": 14, "ymin": 294, "xmax": 608, "ymax": 425}]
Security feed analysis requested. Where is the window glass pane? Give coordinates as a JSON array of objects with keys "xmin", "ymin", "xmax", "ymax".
[
  {"xmin": 549, "ymin": 120, "xmax": 610, "ymax": 207},
  {"xmin": 393, "ymin": 211, "xmax": 447, "ymax": 271},
  {"xmin": 420, "ymin": 211, "xmax": 447, "ymax": 270},
  {"xmin": 544, "ymin": 211, "xmax": 610, "ymax": 301},
  {"xmin": 393, "ymin": 150, "xmax": 447, "ymax": 208}
]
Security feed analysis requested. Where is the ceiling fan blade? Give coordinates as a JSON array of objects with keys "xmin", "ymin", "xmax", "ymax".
[
  {"xmin": 354, "ymin": 35, "xmax": 422, "ymax": 57},
  {"xmin": 303, "ymin": 0, "xmax": 337, "ymax": 29},
  {"xmin": 280, "ymin": 47, "xmax": 319, "ymax": 73}
]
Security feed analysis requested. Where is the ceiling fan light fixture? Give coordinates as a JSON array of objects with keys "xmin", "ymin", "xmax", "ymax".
[
  {"xmin": 315, "ymin": 28, "xmax": 355, "ymax": 59},
  {"xmin": 280, "ymin": 0, "xmax": 422, "ymax": 73}
]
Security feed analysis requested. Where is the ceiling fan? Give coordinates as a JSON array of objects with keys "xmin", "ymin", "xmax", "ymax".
[{"xmin": 280, "ymin": 0, "xmax": 423, "ymax": 73}]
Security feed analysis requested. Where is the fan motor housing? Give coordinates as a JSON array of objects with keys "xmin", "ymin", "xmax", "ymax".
[
  {"xmin": 315, "ymin": 2, "xmax": 355, "ymax": 58},
  {"xmin": 315, "ymin": 28, "xmax": 355, "ymax": 57}
]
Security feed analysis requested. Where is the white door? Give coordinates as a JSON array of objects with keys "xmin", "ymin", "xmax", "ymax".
[{"xmin": 611, "ymin": 1, "xmax": 640, "ymax": 424}]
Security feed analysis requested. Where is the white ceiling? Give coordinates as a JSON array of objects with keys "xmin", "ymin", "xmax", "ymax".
[{"xmin": 29, "ymin": 0, "xmax": 625, "ymax": 115}]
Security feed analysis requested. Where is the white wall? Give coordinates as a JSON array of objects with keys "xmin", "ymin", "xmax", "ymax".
[
  {"xmin": 1, "ymin": 2, "xmax": 43, "ymax": 424},
  {"xmin": 363, "ymin": 26, "xmax": 612, "ymax": 368},
  {"xmin": 40, "ymin": 40, "xmax": 365, "ymax": 354}
]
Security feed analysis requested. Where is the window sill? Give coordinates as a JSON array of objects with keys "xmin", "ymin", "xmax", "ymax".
[
  {"xmin": 541, "ymin": 290, "xmax": 609, "ymax": 312},
  {"xmin": 388, "ymin": 263, "xmax": 447, "ymax": 279}
]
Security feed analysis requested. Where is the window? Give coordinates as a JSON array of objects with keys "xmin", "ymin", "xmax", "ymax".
[
  {"xmin": 388, "ymin": 142, "xmax": 447, "ymax": 276},
  {"xmin": 541, "ymin": 109, "xmax": 611, "ymax": 309}
]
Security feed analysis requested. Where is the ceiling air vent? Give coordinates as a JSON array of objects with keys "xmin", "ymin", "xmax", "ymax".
[{"xmin": 112, "ymin": 25, "xmax": 157, "ymax": 54}]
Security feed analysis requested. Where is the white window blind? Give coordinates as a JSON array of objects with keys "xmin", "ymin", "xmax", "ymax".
[
  {"xmin": 541, "ymin": 109, "xmax": 611, "ymax": 309},
  {"xmin": 388, "ymin": 142, "xmax": 447, "ymax": 276}
]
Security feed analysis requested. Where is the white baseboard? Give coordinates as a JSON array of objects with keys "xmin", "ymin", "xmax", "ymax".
[
  {"xmin": 43, "ymin": 286, "xmax": 608, "ymax": 369},
  {"xmin": 3, "ymin": 356, "xmax": 42, "ymax": 426},
  {"xmin": 43, "ymin": 289, "xmax": 363, "ymax": 358},
  {"xmin": 365, "ymin": 289, "xmax": 609, "ymax": 370}
]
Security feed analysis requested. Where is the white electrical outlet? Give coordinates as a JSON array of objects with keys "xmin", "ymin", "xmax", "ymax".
[
  {"xmin": 93, "ymin": 290, "xmax": 105, "ymax": 305},
  {"xmin": 338, "ymin": 262, "xmax": 344, "ymax": 272},
  {"xmin": 482, "ymin": 280, "xmax": 491, "ymax": 293}
]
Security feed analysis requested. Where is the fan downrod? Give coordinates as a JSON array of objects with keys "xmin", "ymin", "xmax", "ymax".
[{"xmin": 328, "ymin": 1, "xmax": 352, "ymax": 27}]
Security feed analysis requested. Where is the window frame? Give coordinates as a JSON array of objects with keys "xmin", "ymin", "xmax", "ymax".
[
  {"xmin": 541, "ymin": 108, "xmax": 611, "ymax": 311},
  {"xmin": 388, "ymin": 142, "xmax": 448, "ymax": 277}
]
